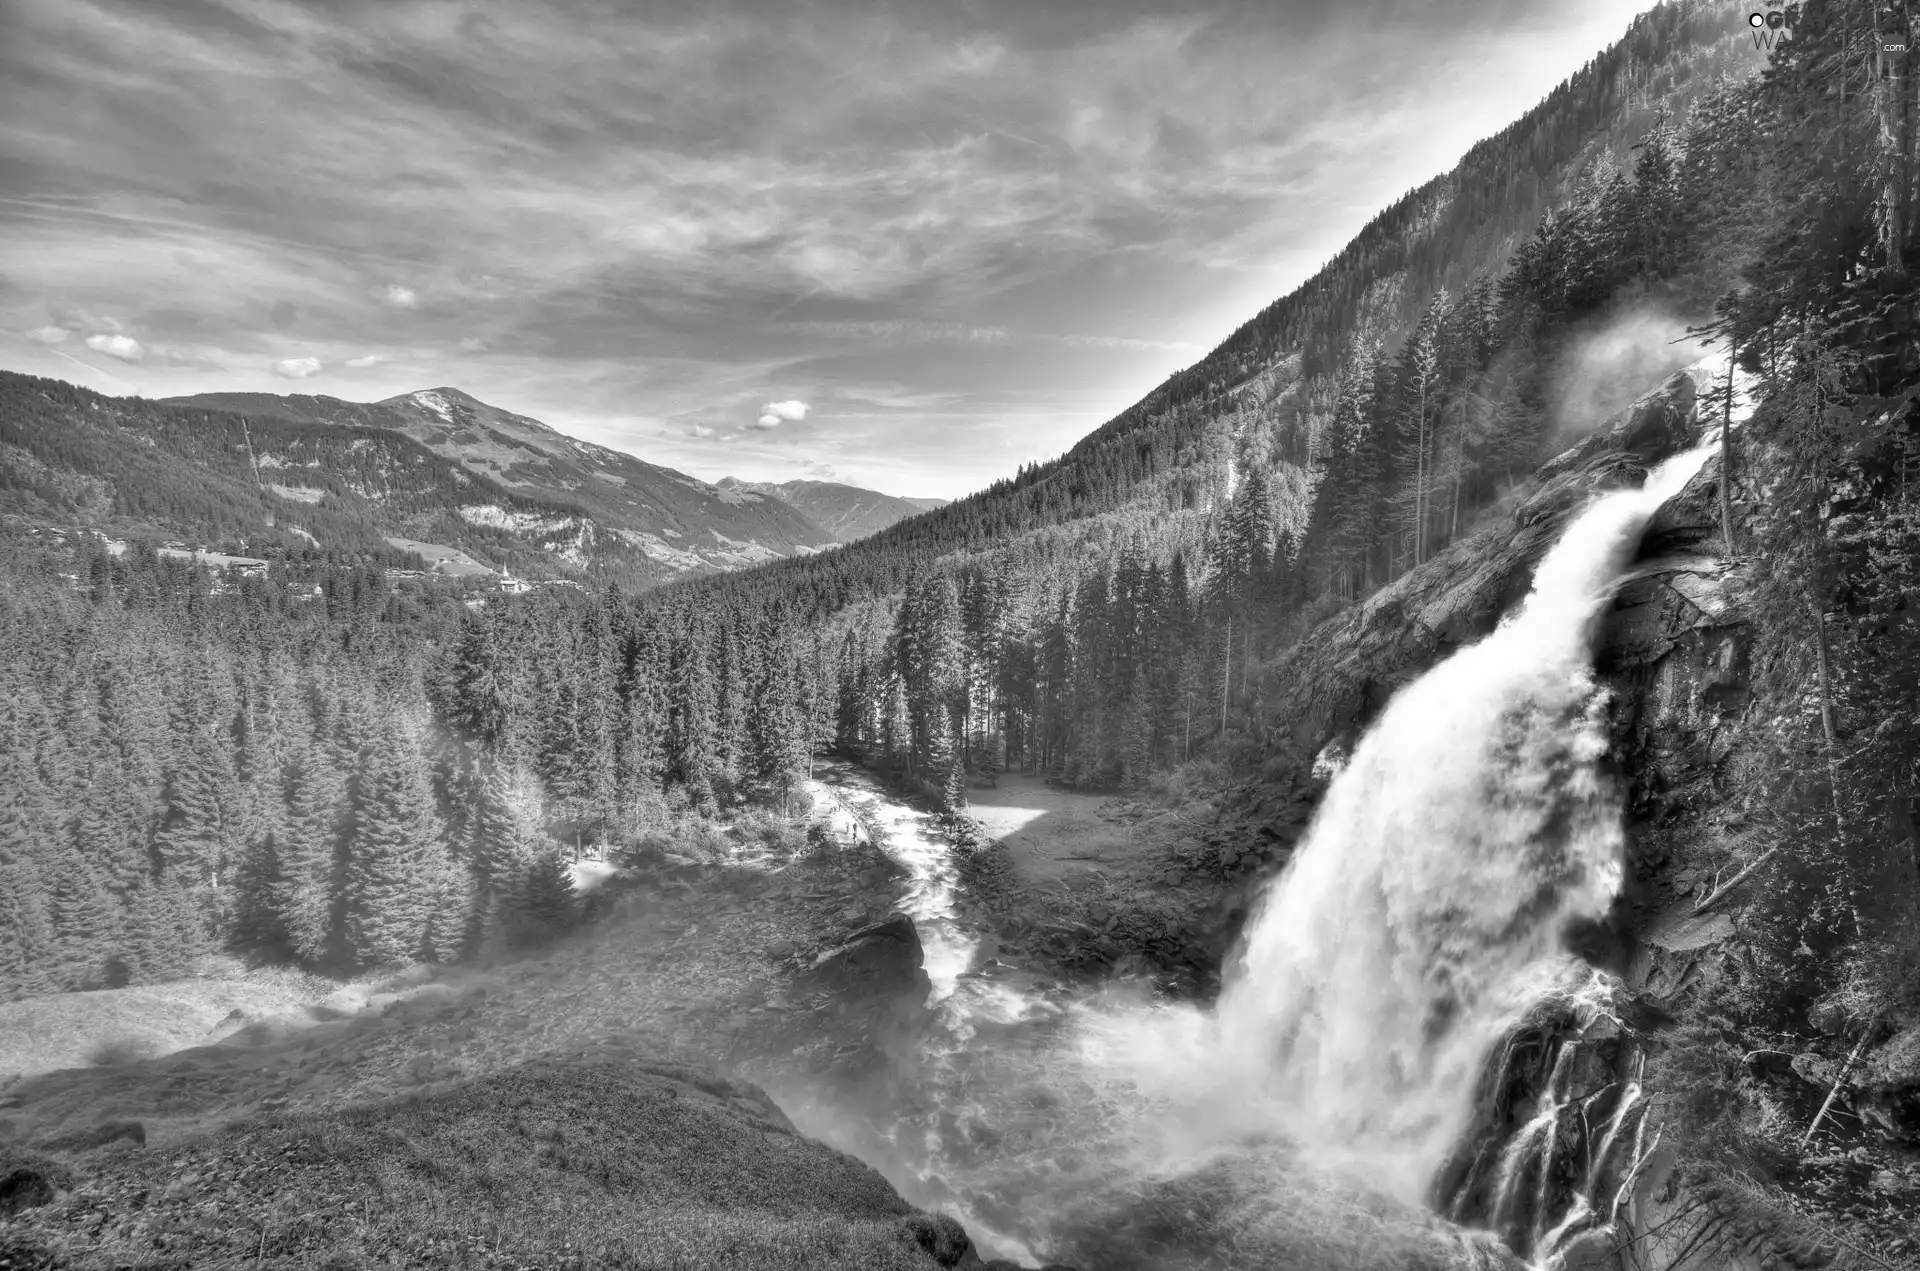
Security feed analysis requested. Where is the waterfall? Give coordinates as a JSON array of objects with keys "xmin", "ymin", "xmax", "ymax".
[
  {"xmin": 788, "ymin": 438, "xmax": 1720, "ymax": 1269},
  {"xmin": 1086, "ymin": 440, "xmax": 1715, "ymax": 1235},
  {"xmin": 1211, "ymin": 441, "xmax": 1715, "ymax": 1196}
]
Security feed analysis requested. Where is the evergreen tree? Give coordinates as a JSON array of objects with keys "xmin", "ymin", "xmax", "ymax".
[
  {"xmin": 517, "ymin": 849, "xmax": 578, "ymax": 948},
  {"xmin": 272, "ymin": 748, "xmax": 339, "ymax": 965},
  {"xmin": 340, "ymin": 723, "xmax": 433, "ymax": 968}
]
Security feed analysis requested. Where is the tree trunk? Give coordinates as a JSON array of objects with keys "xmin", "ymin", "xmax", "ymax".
[
  {"xmin": 1802, "ymin": 1024, "xmax": 1876, "ymax": 1149},
  {"xmin": 1220, "ymin": 615, "xmax": 1232, "ymax": 736},
  {"xmin": 1241, "ymin": 617, "xmax": 1253, "ymax": 708},
  {"xmin": 1414, "ymin": 386, "xmax": 1428, "ymax": 565},
  {"xmin": 1720, "ymin": 352, "xmax": 1737, "ymax": 557},
  {"xmin": 1449, "ymin": 419, "xmax": 1464, "ymax": 544},
  {"xmin": 1812, "ymin": 594, "xmax": 1838, "ymax": 749}
]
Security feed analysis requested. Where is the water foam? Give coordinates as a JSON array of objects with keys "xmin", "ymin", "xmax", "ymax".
[
  {"xmin": 1094, "ymin": 440, "xmax": 1716, "ymax": 1204},
  {"xmin": 788, "ymin": 440, "xmax": 1717, "ymax": 1266}
]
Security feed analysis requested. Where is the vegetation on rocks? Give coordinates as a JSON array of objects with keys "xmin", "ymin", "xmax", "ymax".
[{"xmin": 0, "ymin": 1056, "xmax": 967, "ymax": 1270}]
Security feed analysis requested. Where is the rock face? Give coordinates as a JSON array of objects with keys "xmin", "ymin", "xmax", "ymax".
[
  {"xmin": 1220, "ymin": 368, "xmax": 1787, "ymax": 1264},
  {"xmin": 802, "ymin": 914, "xmax": 935, "ymax": 1006},
  {"xmin": 1257, "ymin": 369, "xmax": 1712, "ymax": 768}
]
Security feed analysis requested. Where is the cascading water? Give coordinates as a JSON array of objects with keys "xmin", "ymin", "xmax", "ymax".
[
  {"xmin": 780, "ymin": 437, "xmax": 1720, "ymax": 1270},
  {"xmin": 1073, "ymin": 438, "xmax": 1716, "ymax": 1255}
]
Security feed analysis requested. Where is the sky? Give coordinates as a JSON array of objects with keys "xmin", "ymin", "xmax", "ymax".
[{"xmin": 0, "ymin": 0, "xmax": 1658, "ymax": 500}]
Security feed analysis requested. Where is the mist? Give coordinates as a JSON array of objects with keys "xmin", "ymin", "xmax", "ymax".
[{"xmin": 1551, "ymin": 306, "xmax": 1699, "ymax": 441}]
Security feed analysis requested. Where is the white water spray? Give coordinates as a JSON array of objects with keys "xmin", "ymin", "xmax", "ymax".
[
  {"xmin": 787, "ymin": 437, "xmax": 1720, "ymax": 1268},
  {"xmin": 1093, "ymin": 440, "xmax": 1715, "ymax": 1208}
]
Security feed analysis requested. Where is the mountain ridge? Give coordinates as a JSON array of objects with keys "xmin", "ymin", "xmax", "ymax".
[
  {"xmin": 162, "ymin": 386, "xmax": 838, "ymax": 576},
  {"xmin": 718, "ymin": 477, "xmax": 950, "ymax": 544}
]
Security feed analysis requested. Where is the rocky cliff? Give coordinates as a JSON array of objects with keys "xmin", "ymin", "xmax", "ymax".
[{"xmin": 1191, "ymin": 367, "xmax": 1920, "ymax": 1268}]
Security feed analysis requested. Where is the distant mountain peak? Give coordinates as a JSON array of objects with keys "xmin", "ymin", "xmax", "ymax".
[
  {"xmin": 722, "ymin": 476, "xmax": 948, "ymax": 544},
  {"xmin": 142, "ymin": 379, "xmax": 837, "ymax": 582}
]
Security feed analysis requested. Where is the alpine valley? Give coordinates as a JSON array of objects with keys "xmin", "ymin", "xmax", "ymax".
[{"xmin": 4, "ymin": 3, "xmax": 1920, "ymax": 1271}]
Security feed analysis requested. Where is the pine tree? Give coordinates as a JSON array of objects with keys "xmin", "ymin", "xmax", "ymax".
[
  {"xmin": 151, "ymin": 731, "xmax": 232, "ymax": 892},
  {"xmin": 418, "ymin": 843, "xmax": 474, "ymax": 964},
  {"xmin": 941, "ymin": 752, "xmax": 967, "ymax": 813},
  {"xmin": 666, "ymin": 618, "xmax": 718, "ymax": 811},
  {"xmin": 340, "ymin": 724, "xmax": 433, "ymax": 969},
  {"xmin": 271, "ymin": 748, "xmax": 338, "ymax": 965},
  {"xmin": 516, "ymin": 849, "xmax": 577, "ymax": 948}
]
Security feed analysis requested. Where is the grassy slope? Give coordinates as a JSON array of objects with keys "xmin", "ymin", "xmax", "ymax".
[
  {"xmin": 0, "ymin": 963, "xmax": 335, "ymax": 1081},
  {"xmin": 0, "ymin": 828, "xmax": 1019, "ymax": 1270},
  {"xmin": 0, "ymin": 1056, "xmax": 958, "ymax": 1270}
]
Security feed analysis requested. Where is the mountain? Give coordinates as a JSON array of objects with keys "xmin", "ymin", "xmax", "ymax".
[
  {"xmin": 162, "ymin": 386, "xmax": 838, "ymax": 576},
  {"xmin": 5, "ymin": 3, "xmax": 1918, "ymax": 1265},
  {"xmin": 717, "ymin": 477, "xmax": 949, "ymax": 544},
  {"xmin": 0, "ymin": 375, "xmax": 842, "ymax": 588}
]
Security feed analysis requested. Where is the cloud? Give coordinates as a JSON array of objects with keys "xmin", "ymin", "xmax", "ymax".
[
  {"xmin": 0, "ymin": 0, "xmax": 1662, "ymax": 498},
  {"xmin": 689, "ymin": 424, "xmax": 715, "ymax": 438},
  {"xmin": 25, "ymin": 325, "xmax": 69, "ymax": 344},
  {"xmin": 273, "ymin": 356, "xmax": 322, "ymax": 378},
  {"xmin": 755, "ymin": 399, "xmax": 809, "ymax": 430},
  {"xmin": 457, "ymin": 336, "xmax": 487, "ymax": 352},
  {"xmin": 790, "ymin": 320, "xmax": 1012, "ymax": 346},
  {"xmin": 84, "ymin": 333, "xmax": 144, "ymax": 361},
  {"xmin": 1045, "ymin": 332, "xmax": 1207, "ymax": 354}
]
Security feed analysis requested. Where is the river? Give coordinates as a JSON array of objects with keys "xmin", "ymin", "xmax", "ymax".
[{"xmin": 795, "ymin": 763, "xmax": 1514, "ymax": 1270}]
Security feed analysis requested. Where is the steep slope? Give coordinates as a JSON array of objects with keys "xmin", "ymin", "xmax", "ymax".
[
  {"xmin": 167, "ymin": 386, "xmax": 839, "ymax": 573},
  {"xmin": 720, "ymin": 477, "xmax": 950, "ymax": 544},
  {"xmin": 654, "ymin": 0, "xmax": 1758, "ymax": 620}
]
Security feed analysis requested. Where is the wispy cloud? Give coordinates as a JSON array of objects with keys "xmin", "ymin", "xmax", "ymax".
[
  {"xmin": 0, "ymin": 0, "xmax": 1657, "ymax": 497},
  {"xmin": 273, "ymin": 356, "xmax": 322, "ymax": 378},
  {"xmin": 25, "ymin": 325, "xmax": 67, "ymax": 344}
]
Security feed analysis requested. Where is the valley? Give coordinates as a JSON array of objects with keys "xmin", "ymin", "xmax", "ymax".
[{"xmin": 5, "ymin": 1, "xmax": 1920, "ymax": 1269}]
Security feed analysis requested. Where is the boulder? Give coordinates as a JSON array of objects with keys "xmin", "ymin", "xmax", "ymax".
[
  {"xmin": 1538, "ymin": 370, "xmax": 1701, "ymax": 481},
  {"xmin": 0, "ymin": 1148, "xmax": 71, "ymax": 1218},
  {"xmin": 1808, "ymin": 999, "xmax": 1852, "ymax": 1036},
  {"xmin": 1858, "ymin": 1025, "xmax": 1920, "ymax": 1145},
  {"xmin": 802, "ymin": 914, "xmax": 933, "ymax": 1005},
  {"xmin": 1790, "ymin": 1052, "xmax": 1842, "ymax": 1090},
  {"xmin": 900, "ymin": 1212, "xmax": 973, "ymax": 1267}
]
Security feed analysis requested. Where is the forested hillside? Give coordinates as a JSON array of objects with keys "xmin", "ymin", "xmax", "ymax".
[
  {"xmin": 0, "ymin": 525, "xmax": 830, "ymax": 997},
  {"xmin": 640, "ymin": 0, "xmax": 1772, "ymax": 791},
  {"xmin": 0, "ymin": 376, "xmax": 843, "ymax": 595},
  {"xmin": 166, "ymin": 386, "xmax": 839, "ymax": 572}
]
